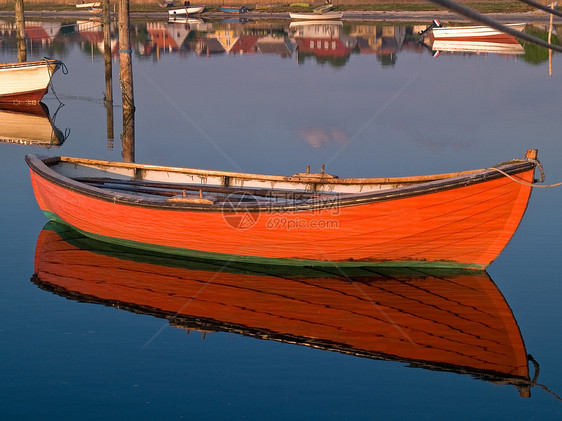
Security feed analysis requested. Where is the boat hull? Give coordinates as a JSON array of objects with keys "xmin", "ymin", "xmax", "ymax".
[
  {"xmin": 26, "ymin": 154, "xmax": 536, "ymax": 269},
  {"xmin": 432, "ymin": 23, "xmax": 526, "ymax": 41},
  {"xmin": 0, "ymin": 60, "xmax": 60, "ymax": 104},
  {"xmin": 290, "ymin": 11, "xmax": 343, "ymax": 20},
  {"xmin": 219, "ymin": 6, "xmax": 247, "ymax": 13},
  {"xmin": 168, "ymin": 5, "xmax": 205, "ymax": 15}
]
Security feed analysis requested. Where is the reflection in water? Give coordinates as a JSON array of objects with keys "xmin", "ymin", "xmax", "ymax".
[
  {"xmin": 0, "ymin": 18, "xmax": 557, "ymax": 67},
  {"xmin": 0, "ymin": 102, "xmax": 66, "ymax": 147},
  {"xmin": 32, "ymin": 222, "xmax": 539, "ymax": 398}
]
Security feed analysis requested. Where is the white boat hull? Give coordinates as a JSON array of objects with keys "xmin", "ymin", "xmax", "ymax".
[
  {"xmin": 0, "ymin": 60, "xmax": 60, "ymax": 103},
  {"xmin": 432, "ymin": 23, "xmax": 526, "ymax": 40},
  {"xmin": 168, "ymin": 6, "xmax": 205, "ymax": 16},
  {"xmin": 289, "ymin": 11, "xmax": 343, "ymax": 20}
]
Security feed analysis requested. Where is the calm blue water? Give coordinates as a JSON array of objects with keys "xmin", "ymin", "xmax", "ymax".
[{"xmin": 1, "ymin": 17, "xmax": 561, "ymax": 419}]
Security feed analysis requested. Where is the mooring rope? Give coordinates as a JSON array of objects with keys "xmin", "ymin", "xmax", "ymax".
[
  {"xmin": 489, "ymin": 158, "xmax": 562, "ymax": 188},
  {"xmin": 43, "ymin": 57, "xmax": 67, "ymax": 106}
]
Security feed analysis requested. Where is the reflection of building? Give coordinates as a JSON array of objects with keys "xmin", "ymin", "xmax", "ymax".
[
  {"xmin": 147, "ymin": 22, "xmax": 181, "ymax": 54},
  {"xmin": 211, "ymin": 23, "xmax": 251, "ymax": 53},
  {"xmin": 0, "ymin": 20, "xmax": 61, "ymax": 47},
  {"xmin": 255, "ymin": 34, "xmax": 295, "ymax": 58},
  {"xmin": 25, "ymin": 21, "xmax": 62, "ymax": 46},
  {"xmin": 352, "ymin": 24, "xmax": 406, "ymax": 62},
  {"xmin": 291, "ymin": 22, "xmax": 357, "ymax": 59}
]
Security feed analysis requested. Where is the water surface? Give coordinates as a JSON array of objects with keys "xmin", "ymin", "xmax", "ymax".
[{"xmin": 1, "ymin": 17, "xmax": 561, "ymax": 419}]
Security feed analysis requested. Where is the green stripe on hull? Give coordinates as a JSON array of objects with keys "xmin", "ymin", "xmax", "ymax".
[{"xmin": 42, "ymin": 211, "xmax": 486, "ymax": 270}]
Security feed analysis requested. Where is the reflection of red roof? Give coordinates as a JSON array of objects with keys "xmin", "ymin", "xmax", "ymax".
[
  {"xmin": 80, "ymin": 31, "xmax": 104, "ymax": 44},
  {"xmin": 148, "ymin": 28, "xmax": 178, "ymax": 50},
  {"xmin": 295, "ymin": 38, "xmax": 351, "ymax": 57},
  {"xmin": 229, "ymin": 35, "xmax": 259, "ymax": 54},
  {"xmin": 25, "ymin": 26, "xmax": 50, "ymax": 41}
]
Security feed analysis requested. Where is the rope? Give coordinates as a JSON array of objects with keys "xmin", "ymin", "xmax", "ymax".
[
  {"xmin": 526, "ymin": 354, "xmax": 562, "ymax": 401},
  {"xmin": 489, "ymin": 157, "xmax": 562, "ymax": 188},
  {"xmin": 426, "ymin": 0, "xmax": 562, "ymax": 53},
  {"xmin": 43, "ymin": 57, "xmax": 67, "ymax": 106}
]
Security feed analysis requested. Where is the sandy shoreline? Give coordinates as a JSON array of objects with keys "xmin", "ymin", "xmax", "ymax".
[{"xmin": 0, "ymin": 9, "xmax": 559, "ymax": 23}]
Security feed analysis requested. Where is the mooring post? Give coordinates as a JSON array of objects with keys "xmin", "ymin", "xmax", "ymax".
[
  {"xmin": 118, "ymin": 0, "xmax": 135, "ymax": 162},
  {"xmin": 15, "ymin": 0, "xmax": 26, "ymax": 62},
  {"xmin": 103, "ymin": 0, "xmax": 114, "ymax": 148}
]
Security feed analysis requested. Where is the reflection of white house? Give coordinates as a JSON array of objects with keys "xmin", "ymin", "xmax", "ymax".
[
  {"xmin": 147, "ymin": 22, "xmax": 179, "ymax": 53},
  {"xmin": 26, "ymin": 21, "xmax": 62, "ymax": 46},
  {"xmin": 0, "ymin": 20, "xmax": 61, "ymax": 46},
  {"xmin": 164, "ymin": 21, "xmax": 193, "ymax": 49}
]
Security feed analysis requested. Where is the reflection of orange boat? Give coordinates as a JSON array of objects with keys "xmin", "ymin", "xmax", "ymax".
[{"xmin": 32, "ymin": 222, "xmax": 536, "ymax": 396}]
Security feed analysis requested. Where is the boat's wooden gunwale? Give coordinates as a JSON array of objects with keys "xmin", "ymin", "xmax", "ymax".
[
  {"xmin": 0, "ymin": 59, "xmax": 60, "ymax": 71},
  {"xmin": 26, "ymin": 154, "xmax": 536, "ymax": 213},
  {"xmin": 55, "ymin": 155, "xmax": 485, "ymax": 184}
]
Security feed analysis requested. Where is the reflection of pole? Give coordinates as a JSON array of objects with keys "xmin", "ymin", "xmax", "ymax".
[
  {"xmin": 118, "ymin": 0, "xmax": 135, "ymax": 162},
  {"xmin": 122, "ymin": 106, "xmax": 135, "ymax": 162},
  {"xmin": 15, "ymin": 0, "xmax": 26, "ymax": 62},
  {"xmin": 103, "ymin": 0, "xmax": 114, "ymax": 148}
]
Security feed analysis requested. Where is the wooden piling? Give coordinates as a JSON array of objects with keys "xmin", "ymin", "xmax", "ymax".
[
  {"xmin": 118, "ymin": 0, "xmax": 135, "ymax": 162},
  {"xmin": 103, "ymin": 0, "xmax": 114, "ymax": 147},
  {"xmin": 15, "ymin": 0, "xmax": 26, "ymax": 62}
]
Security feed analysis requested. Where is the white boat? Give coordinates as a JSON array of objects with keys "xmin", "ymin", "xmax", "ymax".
[
  {"xmin": 168, "ymin": 5, "xmax": 206, "ymax": 16},
  {"xmin": 0, "ymin": 59, "xmax": 61, "ymax": 104},
  {"xmin": 432, "ymin": 23, "xmax": 526, "ymax": 40},
  {"xmin": 289, "ymin": 11, "xmax": 343, "ymax": 20},
  {"xmin": 432, "ymin": 39, "xmax": 524, "ymax": 55},
  {"xmin": 76, "ymin": 2, "xmax": 101, "ymax": 8}
]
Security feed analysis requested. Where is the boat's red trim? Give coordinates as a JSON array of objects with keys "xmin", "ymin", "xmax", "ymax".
[{"xmin": 0, "ymin": 88, "xmax": 49, "ymax": 104}]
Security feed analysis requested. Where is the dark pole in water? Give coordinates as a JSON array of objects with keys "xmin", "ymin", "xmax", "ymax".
[
  {"xmin": 118, "ymin": 0, "xmax": 135, "ymax": 162},
  {"xmin": 103, "ymin": 0, "xmax": 114, "ymax": 148},
  {"xmin": 14, "ymin": 0, "xmax": 26, "ymax": 62}
]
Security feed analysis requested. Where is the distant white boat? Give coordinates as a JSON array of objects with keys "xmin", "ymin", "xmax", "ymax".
[
  {"xmin": 76, "ymin": 2, "xmax": 101, "ymax": 8},
  {"xmin": 432, "ymin": 23, "xmax": 526, "ymax": 40},
  {"xmin": 289, "ymin": 11, "xmax": 343, "ymax": 20},
  {"xmin": 168, "ymin": 5, "xmax": 206, "ymax": 16},
  {"xmin": 289, "ymin": 20, "xmax": 343, "ymax": 28}
]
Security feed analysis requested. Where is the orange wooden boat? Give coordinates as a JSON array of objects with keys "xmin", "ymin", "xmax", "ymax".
[
  {"xmin": 32, "ymin": 222, "xmax": 536, "ymax": 395},
  {"xmin": 26, "ymin": 150, "xmax": 540, "ymax": 269}
]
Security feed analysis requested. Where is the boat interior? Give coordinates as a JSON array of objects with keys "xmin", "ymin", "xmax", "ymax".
[{"xmin": 43, "ymin": 156, "xmax": 487, "ymax": 206}]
